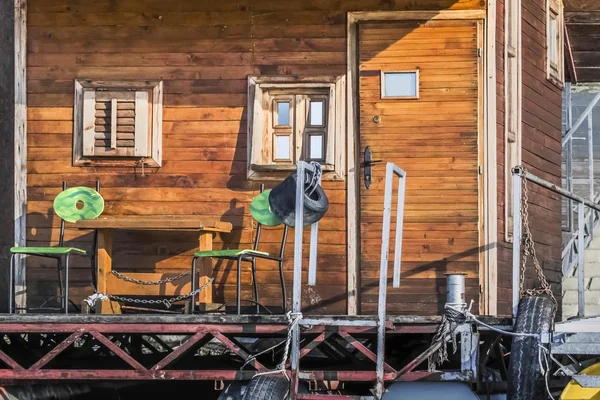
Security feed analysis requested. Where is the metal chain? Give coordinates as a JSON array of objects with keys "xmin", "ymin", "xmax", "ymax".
[
  {"xmin": 518, "ymin": 167, "xmax": 558, "ymax": 321},
  {"xmin": 85, "ymin": 278, "xmax": 214, "ymax": 309},
  {"xmin": 111, "ymin": 269, "xmax": 190, "ymax": 285}
]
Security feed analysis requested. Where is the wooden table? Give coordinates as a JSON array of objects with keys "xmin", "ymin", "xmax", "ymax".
[{"xmin": 75, "ymin": 215, "xmax": 232, "ymax": 314}]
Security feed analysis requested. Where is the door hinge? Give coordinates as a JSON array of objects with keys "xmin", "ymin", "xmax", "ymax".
[
  {"xmin": 478, "ymin": 48, "xmax": 482, "ymax": 57},
  {"xmin": 479, "ymin": 284, "xmax": 484, "ymax": 294},
  {"xmin": 478, "ymin": 165, "xmax": 483, "ymax": 175}
]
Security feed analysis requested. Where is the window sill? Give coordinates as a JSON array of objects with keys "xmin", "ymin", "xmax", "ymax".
[
  {"xmin": 248, "ymin": 163, "xmax": 343, "ymax": 181},
  {"xmin": 547, "ymin": 73, "xmax": 564, "ymax": 90},
  {"xmin": 73, "ymin": 156, "xmax": 160, "ymax": 168}
]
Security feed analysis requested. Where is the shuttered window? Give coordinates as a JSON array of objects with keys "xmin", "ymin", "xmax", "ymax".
[
  {"xmin": 546, "ymin": 0, "xmax": 564, "ymax": 86},
  {"xmin": 73, "ymin": 80, "xmax": 163, "ymax": 167}
]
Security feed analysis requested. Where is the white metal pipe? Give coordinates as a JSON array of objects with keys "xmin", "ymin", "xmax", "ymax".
[
  {"xmin": 578, "ymin": 201, "xmax": 585, "ymax": 318},
  {"xmin": 393, "ymin": 170, "xmax": 406, "ymax": 288},
  {"xmin": 308, "ymin": 222, "xmax": 318, "ymax": 286},
  {"xmin": 290, "ymin": 161, "xmax": 305, "ymax": 388},
  {"xmin": 563, "ymin": 92, "xmax": 600, "ymax": 147},
  {"xmin": 446, "ymin": 274, "xmax": 467, "ymax": 309},
  {"xmin": 512, "ymin": 172, "xmax": 522, "ymax": 319},
  {"xmin": 376, "ymin": 162, "xmax": 395, "ymax": 399}
]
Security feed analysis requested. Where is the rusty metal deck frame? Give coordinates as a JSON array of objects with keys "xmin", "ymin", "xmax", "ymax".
[{"xmin": 0, "ymin": 314, "xmax": 485, "ymax": 390}]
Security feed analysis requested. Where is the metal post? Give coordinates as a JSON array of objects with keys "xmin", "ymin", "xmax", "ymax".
[
  {"xmin": 445, "ymin": 274, "xmax": 467, "ymax": 310},
  {"xmin": 512, "ymin": 171, "xmax": 522, "ymax": 319},
  {"xmin": 589, "ymin": 113, "xmax": 595, "ymax": 241},
  {"xmin": 290, "ymin": 161, "xmax": 305, "ymax": 398},
  {"xmin": 375, "ymin": 162, "xmax": 394, "ymax": 399},
  {"xmin": 567, "ymin": 138, "xmax": 574, "ymax": 233},
  {"xmin": 393, "ymin": 172, "xmax": 406, "ymax": 288},
  {"xmin": 578, "ymin": 201, "xmax": 585, "ymax": 318}
]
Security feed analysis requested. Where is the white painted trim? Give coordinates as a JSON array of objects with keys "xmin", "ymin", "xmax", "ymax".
[
  {"xmin": 347, "ymin": 8, "xmax": 497, "ymax": 316},
  {"xmin": 484, "ymin": 0, "xmax": 498, "ymax": 316},
  {"xmin": 504, "ymin": 0, "xmax": 523, "ymax": 244},
  {"xmin": 14, "ymin": 0, "xmax": 27, "ymax": 311},
  {"xmin": 346, "ymin": 12, "xmax": 360, "ymax": 315}
]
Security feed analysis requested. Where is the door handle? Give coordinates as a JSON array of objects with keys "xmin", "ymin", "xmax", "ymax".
[{"xmin": 361, "ymin": 146, "xmax": 383, "ymax": 189}]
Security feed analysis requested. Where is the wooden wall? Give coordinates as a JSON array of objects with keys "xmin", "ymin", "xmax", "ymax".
[
  {"xmin": 26, "ymin": 0, "xmax": 485, "ymax": 314},
  {"xmin": 496, "ymin": 0, "xmax": 563, "ymax": 317}
]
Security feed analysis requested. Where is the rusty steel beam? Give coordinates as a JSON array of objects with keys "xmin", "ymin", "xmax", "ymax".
[
  {"xmin": 29, "ymin": 328, "xmax": 85, "ymax": 370},
  {"xmin": 338, "ymin": 332, "xmax": 396, "ymax": 373},
  {"xmin": 150, "ymin": 331, "xmax": 206, "ymax": 371},
  {"xmin": 211, "ymin": 331, "xmax": 267, "ymax": 371},
  {"xmin": 0, "ymin": 349, "xmax": 22, "ymax": 371},
  {"xmin": 0, "ymin": 369, "xmax": 258, "ymax": 380},
  {"xmin": 89, "ymin": 331, "xmax": 146, "ymax": 371},
  {"xmin": 298, "ymin": 371, "xmax": 396, "ymax": 381}
]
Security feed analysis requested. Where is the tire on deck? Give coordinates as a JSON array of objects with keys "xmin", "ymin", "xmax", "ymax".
[
  {"xmin": 507, "ymin": 295, "xmax": 553, "ymax": 400},
  {"xmin": 241, "ymin": 376, "xmax": 289, "ymax": 400}
]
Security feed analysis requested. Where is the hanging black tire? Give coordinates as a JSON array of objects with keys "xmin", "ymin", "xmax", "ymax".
[
  {"xmin": 242, "ymin": 375, "xmax": 289, "ymax": 400},
  {"xmin": 507, "ymin": 295, "xmax": 554, "ymax": 400}
]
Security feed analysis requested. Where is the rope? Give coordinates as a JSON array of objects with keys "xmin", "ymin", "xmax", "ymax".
[
  {"xmin": 427, "ymin": 300, "xmax": 541, "ymax": 372},
  {"xmin": 249, "ymin": 311, "xmax": 302, "ymax": 381}
]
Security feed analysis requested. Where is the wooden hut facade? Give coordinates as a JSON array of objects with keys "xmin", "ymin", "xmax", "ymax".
[{"xmin": 0, "ymin": 0, "xmax": 565, "ymax": 319}]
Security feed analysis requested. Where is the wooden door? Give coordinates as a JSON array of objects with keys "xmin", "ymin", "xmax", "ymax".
[{"xmin": 358, "ymin": 19, "xmax": 483, "ymax": 315}]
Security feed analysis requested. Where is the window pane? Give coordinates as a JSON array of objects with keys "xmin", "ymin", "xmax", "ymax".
[
  {"xmin": 310, "ymin": 135, "xmax": 323, "ymax": 159},
  {"xmin": 277, "ymin": 102, "xmax": 290, "ymax": 126},
  {"xmin": 384, "ymin": 72, "xmax": 418, "ymax": 97},
  {"xmin": 276, "ymin": 135, "xmax": 290, "ymax": 160},
  {"xmin": 310, "ymin": 101, "xmax": 324, "ymax": 126}
]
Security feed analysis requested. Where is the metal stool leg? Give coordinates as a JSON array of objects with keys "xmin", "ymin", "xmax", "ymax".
[
  {"xmin": 278, "ymin": 259, "xmax": 287, "ymax": 313},
  {"xmin": 64, "ymin": 253, "xmax": 71, "ymax": 314},
  {"xmin": 237, "ymin": 256, "xmax": 243, "ymax": 315},
  {"xmin": 57, "ymin": 257, "xmax": 65, "ymax": 311},
  {"xmin": 191, "ymin": 257, "xmax": 198, "ymax": 314},
  {"xmin": 251, "ymin": 258, "xmax": 259, "ymax": 314},
  {"xmin": 9, "ymin": 253, "xmax": 15, "ymax": 313}
]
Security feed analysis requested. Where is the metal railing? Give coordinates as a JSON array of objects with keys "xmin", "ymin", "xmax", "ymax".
[
  {"xmin": 562, "ymin": 86, "xmax": 600, "ymax": 278},
  {"xmin": 513, "ymin": 168, "xmax": 600, "ymax": 319},
  {"xmin": 289, "ymin": 160, "xmax": 406, "ymax": 399}
]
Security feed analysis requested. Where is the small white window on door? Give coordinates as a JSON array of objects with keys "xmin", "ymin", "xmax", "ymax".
[{"xmin": 381, "ymin": 70, "xmax": 419, "ymax": 99}]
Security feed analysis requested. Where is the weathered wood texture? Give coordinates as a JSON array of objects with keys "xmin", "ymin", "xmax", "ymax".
[
  {"xmin": 26, "ymin": 0, "xmax": 484, "ymax": 314},
  {"xmin": 496, "ymin": 0, "xmax": 563, "ymax": 316},
  {"xmin": 564, "ymin": 0, "xmax": 600, "ymax": 81},
  {"xmin": 0, "ymin": 0, "xmax": 16, "ymax": 312},
  {"xmin": 358, "ymin": 20, "xmax": 482, "ymax": 315}
]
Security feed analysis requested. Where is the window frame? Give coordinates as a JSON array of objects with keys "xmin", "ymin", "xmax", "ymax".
[
  {"xmin": 247, "ymin": 75, "xmax": 346, "ymax": 181},
  {"xmin": 546, "ymin": 0, "xmax": 564, "ymax": 87},
  {"xmin": 380, "ymin": 70, "xmax": 420, "ymax": 99},
  {"xmin": 72, "ymin": 79, "xmax": 163, "ymax": 167}
]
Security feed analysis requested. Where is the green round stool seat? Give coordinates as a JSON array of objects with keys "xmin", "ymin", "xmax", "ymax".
[
  {"xmin": 250, "ymin": 190, "xmax": 282, "ymax": 227},
  {"xmin": 53, "ymin": 187, "xmax": 104, "ymax": 223}
]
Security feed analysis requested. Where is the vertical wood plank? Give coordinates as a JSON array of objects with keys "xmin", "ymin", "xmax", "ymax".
[
  {"xmin": 82, "ymin": 90, "xmax": 96, "ymax": 156},
  {"xmin": 134, "ymin": 91, "xmax": 149, "ymax": 157},
  {"xmin": 198, "ymin": 232, "xmax": 213, "ymax": 304},
  {"xmin": 110, "ymin": 98, "xmax": 117, "ymax": 149},
  {"xmin": 346, "ymin": 13, "xmax": 359, "ymax": 315},
  {"xmin": 13, "ymin": 0, "xmax": 27, "ymax": 311},
  {"xmin": 97, "ymin": 229, "xmax": 115, "ymax": 314}
]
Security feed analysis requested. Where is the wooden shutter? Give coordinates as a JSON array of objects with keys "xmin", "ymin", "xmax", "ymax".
[{"xmin": 82, "ymin": 89, "xmax": 149, "ymax": 157}]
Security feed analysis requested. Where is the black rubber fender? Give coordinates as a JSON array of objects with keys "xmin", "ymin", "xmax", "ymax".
[
  {"xmin": 507, "ymin": 295, "xmax": 553, "ymax": 400},
  {"xmin": 268, "ymin": 171, "xmax": 329, "ymax": 227},
  {"xmin": 241, "ymin": 376, "xmax": 289, "ymax": 400}
]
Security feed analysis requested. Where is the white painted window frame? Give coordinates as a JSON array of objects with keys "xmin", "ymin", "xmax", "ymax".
[
  {"xmin": 247, "ymin": 75, "xmax": 346, "ymax": 181},
  {"xmin": 546, "ymin": 0, "xmax": 565, "ymax": 87}
]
